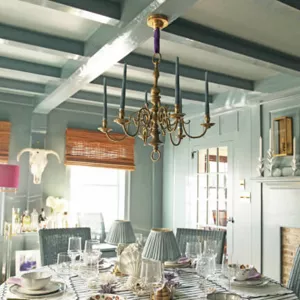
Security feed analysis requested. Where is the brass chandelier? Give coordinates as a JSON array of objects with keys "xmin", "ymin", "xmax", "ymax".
[{"xmin": 98, "ymin": 14, "xmax": 214, "ymax": 162}]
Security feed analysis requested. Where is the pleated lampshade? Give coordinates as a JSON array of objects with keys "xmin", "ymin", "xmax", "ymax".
[
  {"xmin": 142, "ymin": 228, "xmax": 181, "ymax": 262},
  {"xmin": 105, "ymin": 220, "xmax": 135, "ymax": 245}
]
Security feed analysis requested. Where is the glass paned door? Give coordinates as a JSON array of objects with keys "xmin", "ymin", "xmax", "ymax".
[{"xmin": 196, "ymin": 146, "xmax": 228, "ymax": 229}]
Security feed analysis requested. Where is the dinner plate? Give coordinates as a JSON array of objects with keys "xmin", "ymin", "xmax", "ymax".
[
  {"xmin": 99, "ymin": 260, "xmax": 112, "ymax": 271},
  {"xmin": 164, "ymin": 258, "xmax": 191, "ymax": 268},
  {"xmin": 10, "ymin": 281, "xmax": 65, "ymax": 298},
  {"xmin": 231, "ymin": 278, "xmax": 269, "ymax": 287},
  {"xmin": 89, "ymin": 294, "xmax": 125, "ymax": 300}
]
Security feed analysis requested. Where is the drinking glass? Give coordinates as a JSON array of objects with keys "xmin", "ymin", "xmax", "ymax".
[
  {"xmin": 227, "ymin": 263, "xmax": 238, "ymax": 291},
  {"xmin": 203, "ymin": 240, "xmax": 218, "ymax": 274},
  {"xmin": 186, "ymin": 242, "xmax": 202, "ymax": 265},
  {"xmin": 68, "ymin": 236, "xmax": 82, "ymax": 266},
  {"xmin": 196, "ymin": 255, "xmax": 213, "ymax": 298},
  {"xmin": 57, "ymin": 252, "xmax": 71, "ymax": 276},
  {"xmin": 79, "ymin": 257, "xmax": 99, "ymax": 290}
]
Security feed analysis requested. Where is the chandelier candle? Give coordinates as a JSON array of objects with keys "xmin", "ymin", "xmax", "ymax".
[
  {"xmin": 205, "ymin": 71, "xmax": 209, "ymax": 116},
  {"xmin": 98, "ymin": 14, "xmax": 214, "ymax": 162},
  {"xmin": 120, "ymin": 63, "xmax": 127, "ymax": 110},
  {"xmin": 103, "ymin": 77, "xmax": 107, "ymax": 121}
]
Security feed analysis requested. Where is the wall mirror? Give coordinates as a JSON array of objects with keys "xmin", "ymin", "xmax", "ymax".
[
  {"xmin": 273, "ymin": 116, "xmax": 293, "ymax": 156},
  {"xmin": 196, "ymin": 146, "xmax": 228, "ymax": 229}
]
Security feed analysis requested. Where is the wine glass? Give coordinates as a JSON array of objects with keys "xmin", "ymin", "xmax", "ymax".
[
  {"xmin": 68, "ymin": 236, "xmax": 82, "ymax": 266},
  {"xmin": 196, "ymin": 255, "xmax": 213, "ymax": 298},
  {"xmin": 185, "ymin": 242, "xmax": 202, "ymax": 266}
]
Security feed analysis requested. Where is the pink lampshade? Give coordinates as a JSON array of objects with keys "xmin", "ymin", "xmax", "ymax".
[{"xmin": 0, "ymin": 164, "xmax": 20, "ymax": 191}]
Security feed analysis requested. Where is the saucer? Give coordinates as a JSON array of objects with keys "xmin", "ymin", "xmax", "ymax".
[{"xmin": 10, "ymin": 281, "xmax": 65, "ymax": 298}]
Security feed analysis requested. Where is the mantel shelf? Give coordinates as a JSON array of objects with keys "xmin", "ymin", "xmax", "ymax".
[{"xmin": 252, "ymin": 177, "xmax": 300, "ymax": 189}]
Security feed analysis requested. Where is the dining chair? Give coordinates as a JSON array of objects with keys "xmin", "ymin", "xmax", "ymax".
[
  {"xmin": 77, "ymin": 212, "xmax": 106, "ymax": 242},
  {"xmin": 287, "ymin": 246, "xmax": 300, "ymax": 298},
  {"xmin": 39, "ymin": 227, "xmax": 91, "ymax": 266},
  {"xmin": 175, "ymin": 228, "xmax": 226, "ymax": 264}
]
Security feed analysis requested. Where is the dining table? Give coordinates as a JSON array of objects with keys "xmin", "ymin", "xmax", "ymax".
[{"xmin": 0, "ymin": 264, "xmax": 298, "ymax": 300}]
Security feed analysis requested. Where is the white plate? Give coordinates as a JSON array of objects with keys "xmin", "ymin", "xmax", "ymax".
[
  {"xmin": 10, "ymin": 281, "xmax": 65, "ymax": 298},
  {"xmin": 232, "ymin": 278, "xmax": 269, "ymax": 287},
  {"xmin": 89, "ymin": 294, "xmax": 125, "ymax": 300},
  {"xmin": 99, "ymin": 260, "xmax": 112, "ymax": 271}
]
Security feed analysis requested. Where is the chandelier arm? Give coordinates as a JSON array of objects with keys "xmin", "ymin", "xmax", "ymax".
[
  {"xmin": 181, "ymin": 121, "xmax": 208, "ymax": 139},
  {"xmin": 169, "ymin": 131, "xmax": 183, "ymax": 146},
  {"xmin": 102, "ymin": 130, "xmax": 127, "ymax": 142}
]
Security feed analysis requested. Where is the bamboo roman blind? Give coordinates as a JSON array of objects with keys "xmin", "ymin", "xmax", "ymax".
[
  {"xmin": 65, "ymin": 128, "xmax": 135, "ymax": 171},
  {"xmin": 0, "ymin": 121, "xmax": 11, "ymax": 163}
]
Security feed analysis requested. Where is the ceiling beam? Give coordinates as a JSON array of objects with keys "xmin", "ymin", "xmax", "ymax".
[
  {"xmin": 33, "ymin": 0, "xmax": 199, "ymax": 114},
  {"xmin": 0, "ymin": 23, "xmax": 84, "ymax": 55},
  {"xmin": 92, "ymin": 76, "xmax": 213, "ymax": 103},
  {"xmin": 122, "ymin": 53, "xmax": 254, "ymax": 91},
  {"xmin": 277, "ymin": 0, "xmax": 300, "ymax": 10},
  {"xmin": 164, "ymin": 18, "xmax": 300, "ymax": 74},
  {"xmin": 19, "ymin": 0, "xmax": 121, "ymax": 25}
]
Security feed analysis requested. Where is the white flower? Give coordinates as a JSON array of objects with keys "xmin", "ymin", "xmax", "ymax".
[{"xmin": 46, "ymin": 196, "xmax": 68, "ymax": 213}]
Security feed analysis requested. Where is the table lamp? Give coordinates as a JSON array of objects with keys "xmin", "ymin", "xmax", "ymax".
[
  {"xmin": 142, "ymin": 228, "xmax": 181, "ymax": 299},
  {"xmin": 105, "ymin": 220, "xmax": 136, "ymax": 275},
  {"xmin": 0, "ymin": 164, "xmax": 20, "ymax": 192}
]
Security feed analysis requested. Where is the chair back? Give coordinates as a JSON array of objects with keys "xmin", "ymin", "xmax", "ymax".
[
  {"xmin": 176, "ymin": 228, "xmax": 226, "ymax": 264},
  {"xmin": 77, "ymin": 213, "xmax": 106, "ymax": 242},
  {"xmin": 287, "ymin": 246, "xmax": 300, "ymax": 298},
  {"xmin": 39, "ymin": 227, "xmax": 91, "ymax": 266}
]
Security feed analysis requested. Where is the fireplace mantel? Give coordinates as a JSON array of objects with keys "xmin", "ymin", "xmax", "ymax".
[{"xmin": 252, "ymin": 176, "xmax": 300, "ymax": 189}]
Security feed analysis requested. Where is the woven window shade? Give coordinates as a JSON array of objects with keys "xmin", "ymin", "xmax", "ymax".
[
  {"xmin": 0, "ymin": 121, "xmax": 11, "ymax": 163},
  {"xmin": 65, "ymin": 128, "xmax": 135, "ymax": 171}
]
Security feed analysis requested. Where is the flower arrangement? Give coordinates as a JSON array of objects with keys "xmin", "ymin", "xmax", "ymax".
[{"xmin": 46, "ymin": 196, "xmax": 68, "ymax": 214}]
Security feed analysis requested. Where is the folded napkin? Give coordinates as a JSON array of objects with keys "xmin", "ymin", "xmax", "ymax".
[{"xmin": 7, "ymin": 277, "xmax": 21, "ymax": 286}]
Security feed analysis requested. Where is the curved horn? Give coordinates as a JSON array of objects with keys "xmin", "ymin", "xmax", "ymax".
[
  {"xmin": 45, "ymin": 150, "xmax": 61, "ymax": 163},
  {"xmin": 17, "ymin": 148, "xmax": 34, "ymax": 162}
]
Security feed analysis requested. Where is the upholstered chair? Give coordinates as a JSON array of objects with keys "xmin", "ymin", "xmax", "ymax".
[{"xmin": 287, "ymin": 246, "xmax": 300, "ymax": 299}]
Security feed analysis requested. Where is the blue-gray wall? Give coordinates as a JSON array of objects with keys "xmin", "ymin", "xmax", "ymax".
[
  {"xmin": 1, "ymin": 100, "xmax": 163, "ymax": 235},
  {"xmin": 163, "ymin": 89, "xmax": 300, "ymax": 281}
]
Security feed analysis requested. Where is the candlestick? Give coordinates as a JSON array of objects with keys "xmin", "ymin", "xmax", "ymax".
[
  {"xmin": 259, "ymin": 136, "xmax": 262, "ymax": 159},
  {"xmin": 205, "ymin": 71, "xmax": 209, "ymax": 116},
  {"xmin": 120, "ymin": 63, "xmax": 127, "ymax": 110},
  {"xmin": 293, "ymin": 136, "xmax": 296, "ymax": 158},
  {"xmin": 175, "ymin": 57, "xmax": 180, "ymax": 107},
  {"xmin": 103, "ymin": 77, "xmax": 107, "ymax": 121}
]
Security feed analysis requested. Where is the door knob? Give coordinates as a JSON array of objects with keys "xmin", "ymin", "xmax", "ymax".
[{"xmin": 227, "ymin": 217, "xmax": 235, "ymax": 223}]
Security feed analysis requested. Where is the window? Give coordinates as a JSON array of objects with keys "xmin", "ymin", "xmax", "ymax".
[
  {"xmin": 197, "ymin": 147, "xmax": 228, "ymax": 229},
  {"xmin": 69, "ymin": 166, "xmax": 126, "ymax": 230}
]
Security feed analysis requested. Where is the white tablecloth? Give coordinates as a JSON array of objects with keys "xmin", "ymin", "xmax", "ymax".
[{"xmin": 0, "ymin": 266, "xmax": 298, "ymax": 300}]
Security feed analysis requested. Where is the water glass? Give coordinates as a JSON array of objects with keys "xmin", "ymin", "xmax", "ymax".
[
  {"xmin": 196, "ymin": 255, "xmax": 213, "ymax": 297},
  {"xmin": 68, "ymin": 236, "xmax": 82, "ymax": 265},
  {"xmin": 140, "ymin": 259, "xmax": 163, "ymax": 286},
  {"xmin": 186, "ymin": 242, "xmax": 202, "ymax": 260},
  {"xmin": 204, "ymin": 240, "xmax": 218, "ymax": 273},
  {"xmin": 227, "ymin": 263, "xmax": 238, "ymax": 291},
  {"xmin": 79, "ymin": 259, "xmax": 99, "ymax": 290},
  {"xmin": 57, "ymin": 252, "xmax": 71, "ymax": 276}
]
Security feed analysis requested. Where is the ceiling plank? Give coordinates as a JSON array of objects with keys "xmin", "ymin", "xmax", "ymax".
[
  {"xmin": 122, "ymin": 53, "xmax": 254, "ymax": 91},
  {"xmin": 0, "ymin": 78, "xmax": 45, "ymax": 94},
  {"xmin": 0, "ymin": 55, "xmax": 211, "ymax": 103},
  {"xmin": 33, "ymin": 0, "xmax": 199, "ymax": 114},
  {"xmin": 277, "ymin": 0, "xmax": 300, "ymax": 10},
  {"xmin": 0, "ymin": 23, "xmax": 84, "ymax": 55},
  {"xmin": 19, "ymin": 0, "xmax": 121, "ymax": 25},
  {"xmin": 164, "ymin": 18, "xmax": 300, "ymax": 74},
  {"xmin": 0, "ymin": 57, "xmax": 61, "ymax": 78},
  {"xmin": 93, "ymin": 75, "xmax": 213, "ymax": 103}
]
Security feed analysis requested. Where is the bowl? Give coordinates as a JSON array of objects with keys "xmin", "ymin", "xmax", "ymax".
[
  {"xmin": 235, "ymin": 265, "xmax": 259, "ymax": 281},
  {"xmin": 21, "ymin": 271, "xmax": 52, "ymax": 290}
]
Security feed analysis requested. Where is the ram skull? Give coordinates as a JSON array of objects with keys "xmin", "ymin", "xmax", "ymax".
[{"xmin": 17, "ymin": 148, "xmax": 61, "ymax": 184}]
